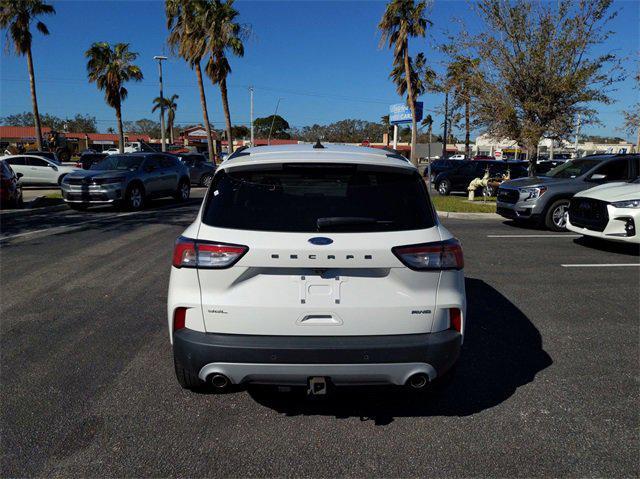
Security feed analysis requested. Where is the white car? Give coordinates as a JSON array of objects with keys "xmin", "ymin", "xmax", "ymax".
[
  {"xmin": 448, "ymin": 154, "xmax": 466, "ymax": 160},
  {"xmin": 1, "ymin": 154, "xmax": 80, "ymax": 185},
  {"xmin": 168, "ymin": 143, "xmax": 466, "ymax": 394},
  {"xmin": 567, "ymin": 177, "xmax": 640, "ymax": 244}
]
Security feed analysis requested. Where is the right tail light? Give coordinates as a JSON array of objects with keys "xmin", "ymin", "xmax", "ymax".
[{"xmin": 392, "ymin": 238, "xmax": 464, "ymax": 270}]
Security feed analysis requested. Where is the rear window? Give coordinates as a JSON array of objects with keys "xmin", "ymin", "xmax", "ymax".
[{"xmin": 202, "ymin": 163, "xmax": 436, "ymax": 232}]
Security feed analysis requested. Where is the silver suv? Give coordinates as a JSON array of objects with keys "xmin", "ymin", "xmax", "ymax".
[
  {"xmin": 61, "ymin": 152, "xmax": 191, "ymax": 210},
  {"xmin": 497, "ymin": 155, "xmax": 639, "ymax": 231}
]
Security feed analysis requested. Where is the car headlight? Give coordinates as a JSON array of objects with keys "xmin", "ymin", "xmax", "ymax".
[
  {"xmin": 611, "ymin": 199, "xmax": 640, "ymax": 209},
  {"xmin": 520, "ymin": 186, "xmax": 547, "ymax": 201}
]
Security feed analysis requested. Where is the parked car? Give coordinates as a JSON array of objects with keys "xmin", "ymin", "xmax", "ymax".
[
  {"xmin": 422, "ymin": 159, "xmax": 457, "ymax": 181},
  {"xmin": 25, "ymin": 150, "xmax": 61, "ymax": 164},
  {"xmin": 104, "ymin": 148, "xmax": 120, "ymax": 155},
  {"xmin": 536, "ymin": 160, "xmax": 566, "ymax": 175},
  {"xmin": 75, "ymin": 152, "xmax": 108, "ymax": 170},
  {"xmin": 566, "ymin": 177, "xmax": 640, "ymax": 244},
  {"xmin": 168, "ymin": 143, "xmax": 465, "ymax": 393},
  {"xmin": 1, "ymin": 154, "xmax": 79, "ymax": 185},
  {"xmin": 60, "ymin": 152, "xmax": 191, "ymax": 210},
  {"xmin": 447, "ymin": 154, "xmax": 466, "ymax": 160},
  {"xmin": 0, "ymin": 160, "xmax": 23, "ymax": 208},
  {"xmin": 497, "ymin": 154, "xmax": 639, "ymax": 231},
  {"xmin": 434, "ymin": 160, "xmax": 528, "ymax": 195},
  {"xmin": 179, "ymin": 153, "xmax": 216, "ymax": 187}
]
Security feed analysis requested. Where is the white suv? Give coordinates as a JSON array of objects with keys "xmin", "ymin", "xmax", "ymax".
[{"xmin": 168, "ymin": 144, "xmax": 466, "ymax": 393}]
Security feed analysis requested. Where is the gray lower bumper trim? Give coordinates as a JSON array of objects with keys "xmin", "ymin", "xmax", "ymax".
[{"xmin": 198, "ymin": 362, "xmax": 438, "ymax": 386}]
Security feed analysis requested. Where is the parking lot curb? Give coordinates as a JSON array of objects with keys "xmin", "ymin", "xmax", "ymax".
[
  {"xmin": 0, "ymin": 199, "xmax": 68, "ymax": 217},
  {"xmin": 437, "ymin": 211, "xmax": 502, "ymax": 220}
]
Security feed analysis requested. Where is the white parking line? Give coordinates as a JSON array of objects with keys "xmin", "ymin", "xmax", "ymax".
[
  {"xmin": 487, "ymin": 234, "xmax": 581, "ymax": 238},
  {"xmin": 561, "ymin": 263, "xmax": 640, "ymax": 268}
]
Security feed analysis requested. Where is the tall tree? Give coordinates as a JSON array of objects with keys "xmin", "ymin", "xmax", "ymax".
[
  {"xmin": 621, "ymin": 62, "xmax": 639, "ymax": 152},
  {"xmin": 254, "ymin": 115, "xmax": 290, "ymax": 139},
  {"xmin": 468, "ymin": 0, "xmax": 621, "ymax": 175},
  {"xmin": 166, "ymin": 0, "xmax": 215, "ymax": 161},
  {"xmin": 446, "ymin": 55, "xmax": 479, "ymax": 158},
  {"xmin": 379, "ymin": 0, "xmax": 430, "ymax": 166},
  {"xmin": 203, "ymin": 0, "xmax": 246, "ymax": 155},
  {"xmin": 0, "ymin": 0, "xmax": 55, "ymax": 150},
  {"xmin": 153, "ymin": 94, "xmax": 179, "ymax": 143},
  {"xmin": 85, "ymin": 42, "xmax": 143, "ymax": 153}
]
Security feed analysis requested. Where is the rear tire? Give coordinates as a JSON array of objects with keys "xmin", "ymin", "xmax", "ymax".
[
  {"xmin": 174, "ymin": 179, "xmax": 190, "ymax": 202},
  {"xmin": 174, "ymin": 354, "xmax": 206, "ymax": 390},
  {"xmin": 437, "ymin": 179, "xmax": 451, "ymax": 196},
  {"xmin": 544, "ymin": 199, "xmax": 570, "ymax": 231},
  {"xmin": 201, "ymin": 174, "xmax": 213, "ymax": 188}
]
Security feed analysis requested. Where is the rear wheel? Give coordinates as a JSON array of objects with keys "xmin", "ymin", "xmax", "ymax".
[
  {"xmin": 201, "ymin": 174, "xmax": 213, "ymax": 187},
  {"xmin": 174, "ymin": 354, "xmax": 206, "ymax": 390},
  {"xmin": 544, "ymin": 199, "xmax": 570, "ymax": 231},
  {"xmin": 174, "ymin": 179, "xmax": 190, "ymax": 202},
  {"xmin": 124, "ymin": 184, "xmax": 144, "ymax": 211},
  {"xmin": 437, "ymin": 179, "xmax": 451, "ymax": 196}
]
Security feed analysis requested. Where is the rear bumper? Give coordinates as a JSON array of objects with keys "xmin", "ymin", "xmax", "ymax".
[{"xmin": 173, "ymin": 329, "xmax": 462, "ymax": 385}]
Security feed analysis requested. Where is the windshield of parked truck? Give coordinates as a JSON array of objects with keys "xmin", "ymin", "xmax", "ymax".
[
  {"xmin": 544, "ymin": 158, "xmax": 602, "ymax": 178},
  {"xmin": 91, "ymin": 155, "xmax": 143, "ymax": 171}
]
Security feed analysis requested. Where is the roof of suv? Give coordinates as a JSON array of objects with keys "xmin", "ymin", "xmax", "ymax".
[{"xmin": 219, "ymin": 144, "xmax": 414, "ymax": 170}]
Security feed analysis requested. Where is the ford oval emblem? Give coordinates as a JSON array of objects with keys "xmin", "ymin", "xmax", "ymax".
[{"xmin": 308, "ymin": 237, "xmax": 333, "ymax": 245}]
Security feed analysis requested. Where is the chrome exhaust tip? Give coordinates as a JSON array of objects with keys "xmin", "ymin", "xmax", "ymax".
[
  {"xmin": 407, "ymin": 373, "xmax": 429, "ymax": 390},
  {"xmin": 209, "ymin": 373, "xmax": 231, "ymax": 390}
]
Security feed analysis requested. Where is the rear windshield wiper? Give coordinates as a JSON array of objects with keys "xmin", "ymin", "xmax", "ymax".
[{"xmin": 316, "ymin": 217, "xmax": 394, "ymax": 230}]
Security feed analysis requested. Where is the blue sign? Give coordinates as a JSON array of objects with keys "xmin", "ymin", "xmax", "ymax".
[{"xmin": 390, "ymin": 102, "xmax": 423, "ymax": 124}]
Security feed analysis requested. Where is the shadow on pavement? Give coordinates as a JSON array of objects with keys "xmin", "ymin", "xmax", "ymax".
[
  {"xmin": 573, "ymin": 236, "xmax": 639, "ymax": 257},
  {"xmin": 247, "ymin": 277, "xmax": 552, "ymax": 424}
]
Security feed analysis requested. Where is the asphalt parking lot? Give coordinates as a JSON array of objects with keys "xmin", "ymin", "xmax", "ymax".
[{"xmin": 1, "ymin": 197, "xmax": 638, "ymax": 477}]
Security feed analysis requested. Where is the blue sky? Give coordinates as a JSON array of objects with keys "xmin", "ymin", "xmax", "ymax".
[{"xmin": 1, "ymin": 0, "xmax": 638, "ymax": 139}]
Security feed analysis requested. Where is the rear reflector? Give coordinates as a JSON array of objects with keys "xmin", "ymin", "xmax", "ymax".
[
  {"xmin": 449, "ymin": 308, "xmax": 462, "ymax": 332},
  {"xmin": 172, "ymin": 236, "xmax": 248, "ymax": 269},
  {"xmin": 392, "ymin": 238, "xmax": 464, "ymax": 270},
  {"xmin": 173, "ymin": 307, "xmax": 187, "ymax": 331}
]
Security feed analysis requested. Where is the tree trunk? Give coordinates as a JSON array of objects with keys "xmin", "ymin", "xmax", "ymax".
[
  {"xmin": 464, "ymin": 97, "xmax": 470, "ymax": 158},
  {"xmin": 527, "ymin": 137, "xmax": 540, "ymax": 177},
  {"xmin": 195, "ymin": 62, "xmax": 215, "ymax": 162},
  {"xmin": 220, "ymin": 76, "xmax": 234, "ymax": 154},
  {"xmin": 26, "ymin": 47, "xmax": 43, "ymax": 150},
  {"xmin": 115, "ymin": 103, "xmax": 124, "ymax": 154},
  {"xmin": 442, "ymin": 91, "xmax": 449, "ymax": 159},
  {"xmin": 403, "ymin": 50, "xmax": 418, "ymax": 166}
]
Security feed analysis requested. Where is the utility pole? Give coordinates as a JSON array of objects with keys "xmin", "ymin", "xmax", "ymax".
[
  {"xmin": 442, "ymin": 91, "xmax": 449, "ymax": 159},
  {"xmin": 267, "ymin": 98, "xmax": 283, "ymax": 145},
  {"xmin": 249, "ymin": 87, "xmax": 254, "ymax": 146},
  {"xmin": 574, "ymin": 113, "xmax": 581, "ymax": 158},
  {"xmin": 154, "ymin": 55, "xmax": 168, "ymax": 152}
]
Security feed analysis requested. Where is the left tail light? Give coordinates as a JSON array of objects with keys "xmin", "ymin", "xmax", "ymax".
[
  {"xmin": 392, "ymin": 238, "xmax": 464, "ymax": 270},
  {"xmin": 172, "ymin": 236, "xmax": 248, "ymax": 269},
  {"xmin": 173, "ymin": 307, "xmax": 187, "ymax": 331}
]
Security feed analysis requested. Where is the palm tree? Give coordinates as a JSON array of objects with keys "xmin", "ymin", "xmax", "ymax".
[
  {"xmin": 203, "ymin": 0, "xmax": 246, "ymax": 155},
  {"xmin": 153, "ymin": 94, "xmax": 179, "ymax": 144},
  {"xmin": 0, "ymin": 0, "xmax": 55, "ymax": 150},
  {"xmin": 446, "ymin": 55, "xmax": 479, "ymax": 158},
  {"xmin": 379, "ymin": 0, "xmax": 430, "ymax": 166},
  {"xmin": 421, "ymin": 114, "xmax": 433, "ymax": 159},
  {"xmin": 166, "ymin": 0, "xmax": 215, "ymax": 161},
  {"xmin": 85, "ymin": 42, "xmax": 143, "ymax": 153}
]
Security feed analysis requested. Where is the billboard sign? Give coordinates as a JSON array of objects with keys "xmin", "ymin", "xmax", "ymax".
[{"xmin": 390, "ymin": 102, "xmax": 423, "ymax": 124}]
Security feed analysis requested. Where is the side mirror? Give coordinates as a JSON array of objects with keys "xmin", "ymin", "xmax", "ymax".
[
  {"xmin": 16, "ymin": 172, "xmax": 23, "ymax": 179},
  {"xmin": 589, "ymin": 173, "xmax": 607, "ymax": 182}
]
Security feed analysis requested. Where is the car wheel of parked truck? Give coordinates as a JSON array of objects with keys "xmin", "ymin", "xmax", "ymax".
[
  {"xmin": 545, "ymin": 199, "xmax": 570, "ymax": 231},
  {"xmin": 438, "ymin": 179, "xmax": 451, "ymax": 196},
  {"xmin": 167, "ymin": 144, "xmax": 466, "ymax": 394}
]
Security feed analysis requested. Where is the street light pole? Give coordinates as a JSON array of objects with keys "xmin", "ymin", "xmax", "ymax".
[
  {"xmin": 267, "ymin": 98, "xmax": 283, "ymax": 145},
  {"xmin": 154, "ymin": 55, "xmax": 168, "ymax": 152},
  {"xmin": 249, "ymin": 87, "xmax": 254, "ymax": 146}
]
